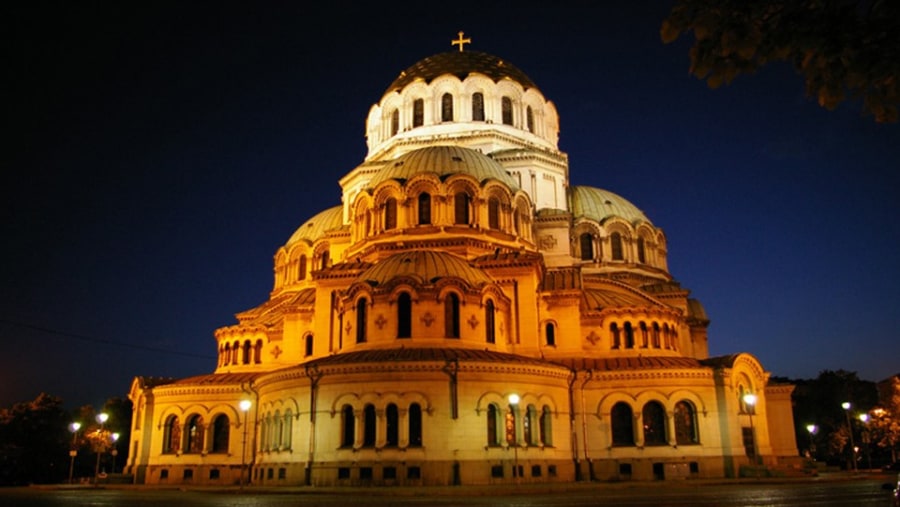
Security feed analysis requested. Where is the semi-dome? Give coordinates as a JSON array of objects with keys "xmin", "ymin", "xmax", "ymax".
[
  {"xmin": 285, "ymin": 205, "xmax": 344, "ymax": 246},
  {"xmin": 358, "ymin": 250, "xmax": 492, "ymax": 287},
  {"xmin": 386, "ymin": 51, "xmax": 537, "ymax": 95},
  {"xmin": 367, "ymin": 145, "xmax": 519, "ymax": 189},
  {"xmin": 569, "ymin": 186, "xmax": 651, "ymax": 225}
]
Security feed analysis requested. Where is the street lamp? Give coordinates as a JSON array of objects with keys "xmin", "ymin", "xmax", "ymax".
[
  {"xmin": 110, "ymin": 433, "xmax": 120, "ymax": 474},
  {"xmin": 842, "ymin": 402, "xmax": 857, "ymax": 472},
  {"xmin": 508, "ymin": 393, "xmax": 520, "ymax": 484},
  {"xmin": 743, "ymin": 393, "xmax": 759, "ymax": 469},
  {"xmin": 68, "ymin": 422, "xmax": 81, "ymax": 484},
  {"xmin": 93, "ymin": 412, "xmax": 109, "ymax": 485},
  {"xmin": 859, "ymin": 413, "xmax": 871, "ymax": 471},
  {"xmin": 239, "ymin": 400, "xmax": 252, "ymax": 489},
  {"xmin": 805, "ymin": 424, "xmax": 818, "ymax": 459}
]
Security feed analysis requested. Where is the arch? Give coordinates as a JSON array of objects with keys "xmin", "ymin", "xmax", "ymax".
[
  {"xmin": 642, "ymin": 401, "xmax": 667, "ymax": 446},
  {"xmin": 444, "ymin": 292, "xmax": 460, "ymax": 338},
  {"xmin": 637, "ymin": 236, "xmax": 646, "ymax": 263},
  {"xmin": 501, "ymin": 96, "xmax": 513, "ymax": 125},
  {"xmin": 545, "ymin": 321, "xmax": 556, "ymax": 346},
  {"xmin": 163, "ymin": 415, "xmax": 180, "ymax": 454},
  {"xmin": 386, "ymin": 403, "xmax": 399, "ymax": 447},
  {"xmin": 340, "ymin": 404, "xmax": 354, "ymax": 448},
  {"xmin": 362, "ymin": 404, "xmax": 376, "ymax": 447},
  {"xmin": 211, "ymin": 414, "xmax": 229, "ymax": 453},
  {"xmin": 484, "ymin": 299, "xmax": 496, "ymax": 344},
  {"xmin": 298, "ymin": 254, "xmax": 307, "ymax": 281},
  {"xmin": 408, "ymin": 402, "xmax": 423, "ymax": 447},
  {"xmin": 242, "ymin": 340, "xmax": 251, "ymax": 364},
  {"xmin": 540, "ymin": 405, "xmax": 553, "ymax": 446},
  {"xmin": 397, "ymin": 292, "xmax": 412, "ymax": 338},
  {"xmin": 524, "ymin": 404, "xmax": 537, "ymax": 445},
  {"xmin": 412, "ymin": 98, "xmax": 424, "ymax": 127},
  {"xmin": 304, "ymin": 333, "xmax": 313, "ymax": 357},
  {"xmin": 674, "ymin": 400, "xmax": 699, "ymax": 445},
  {"xmin": 611, "ymin": 232, "xmax": 624, "ymax": 260},
  {"xmin": 390, "ymin": 108, "xmax": 399, "ymax": 136},
  {"xmin": 624, "ymin": 322, "xmax": 635, "ymax": 349},
  {"xmin": 487, "ymin": 197, "xmax": 500, "ymax": 230},
  {"xmin": 184, "ymin": 414, "xmax": 204, "ymax": 454},
  {"xmin": 610, "ymin": 402, "xmax": 634, "ymax": 446},
  {"xmin": 526, "ymin": 105, "xmax": 534, "ymax": 133},
  {"xmin": 579, "ymin": 232, "xmax": 594, "ymax": 260},
  {"xmin": 441, "ymin": 92, "xmax": 453, "ymax": 121},
  {"xmin": 417, "ymin": 192, "xmax": 431, "ymax": 225},
  {"xmin": 254, "ymin": 340, "xmax": 262, "ymax": 364},
  {"xmin": 453, "ymin": 191, "xmax": 471, "ymax": 225},
  {"xmin": 472, "ymin": 92, "xmax": 485, "ymax": 121},
  {"xmin": 610, "ymin": 322, "xmax": 621, "ymax": 349},
  {"xmin": 486, "ymin": 403, "xmax": 501, "ymax": 446},
  {"xmin": 384, "ymin": 197, "xmax": 398, "ymax": 230},
  {"xmin": 356, "ymin": 297, "xmax": 368, "ymax": 343}
]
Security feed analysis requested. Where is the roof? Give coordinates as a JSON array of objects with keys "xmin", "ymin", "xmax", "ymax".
[
  {"xmin": 285, "ymin": 205, "xmax": 344, "ymax": 247},
  {"xmin": 306, "ymin": 347, "xmax": 556, "ymax": 368},
  {"xmin": 555, "ymin": 356, "xmax": 703, "ymax": 371},
  {"xmin": 367, "ymin": 145, "xmax": 519, "ymax": 190},
  {"xmin": 358, "ymin": 250, "xmax": 492, "ymax": 287},
  {"xmin": 386, "ymin": 51, "xmax": 537, "ymax": 95},
  {"xmin": 171, "ymin": 372, "xmax": 261, "ymax": 386},
  {"xmin": 582, "ymin": 287, "xmax": 660, "ymax": 311},
  {"xmin": 569, "ymin": 185, "xmax": 651, "ymax": 225}
]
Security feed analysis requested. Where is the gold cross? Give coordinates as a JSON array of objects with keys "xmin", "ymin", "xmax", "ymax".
[{"xmin": 451, "ymin": 31, "xmax": 471, "ymax": 52}]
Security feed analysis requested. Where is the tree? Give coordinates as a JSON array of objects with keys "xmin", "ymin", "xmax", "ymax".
[
  {"xmin": 661, "ymin": 0, "xmax": 900, "ymax": 122},
  {"xmin": 0, "ymin": 393, "xmax": 70, "ymax": 485},
  {"xmin": 869, "ymin": 376, "xmax": 900, "ymax": 464}
]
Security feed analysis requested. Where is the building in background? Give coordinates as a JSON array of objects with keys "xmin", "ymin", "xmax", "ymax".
[{"xmin": 127, "ymin": 36, "xmax": 798, "ymax": 486}]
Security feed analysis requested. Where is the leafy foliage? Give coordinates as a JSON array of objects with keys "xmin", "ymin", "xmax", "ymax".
[
  {"xmin": 0, "ymin": 393, "xmax": 70, "ymax": 485},
  {"xmin": 662, "ymin": 0, "xmax": 900, "ymax": 122}
]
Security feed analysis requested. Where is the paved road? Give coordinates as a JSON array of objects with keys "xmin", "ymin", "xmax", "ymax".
[{"xmin": 2, "ymin": 475, "xmax": 896, "ymax": 507}]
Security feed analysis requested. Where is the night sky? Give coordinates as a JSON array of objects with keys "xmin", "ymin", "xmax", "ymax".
[{"xmin": 4, "ymin": 2, "xmax": 898, "ymax": 410}]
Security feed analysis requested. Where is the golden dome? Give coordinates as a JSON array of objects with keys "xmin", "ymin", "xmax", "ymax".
[
  {"xmin": 358, "ymin": 250, "xmax": 492, "ymax": 287},
  {"xmin": 368, "ymin": 145, "xmax": 518, "ymax": 189}
]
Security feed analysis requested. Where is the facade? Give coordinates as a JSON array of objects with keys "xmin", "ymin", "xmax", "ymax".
[{"xmin": 126, "ymin": 38, "xmax": 798, "ymax": 487}]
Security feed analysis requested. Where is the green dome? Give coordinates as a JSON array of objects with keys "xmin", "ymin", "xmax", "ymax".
[
  {"xmin": 358, "ymin": 250, "xmax": 492, "ymax": 287},
  {"xmin": 569, "ymin": 186, "xmax": 651, "ymax": 225},
  {"xmin": 386, "ymin": 51, "xmax": 537, "ymax": 95},
  {"xmin": 368, "ymin": 146, "xmax": 518, "ymax": 190},
  {"xmin": 285, "ymin": 206, "xmax": 344, "ymax": 246}
]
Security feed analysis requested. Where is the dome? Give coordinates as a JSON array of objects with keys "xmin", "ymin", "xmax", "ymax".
[
  {"xmin": 367, "ymin": 145, "xmax": 519, "ymax": 189},
  {"xmin": 285, "ymin": 205, "xmax": 344, "ymax": 246},
  {"xmin": 386, "ymin": 51, "xmax": 537, "ymax": 95},
  {"xmin": 569, "ymin": 186, "xmax": 651, "ymax": 225},
  {"xmin": 358, "ymin": 250, "xmax": 492, "ymax": 287}
]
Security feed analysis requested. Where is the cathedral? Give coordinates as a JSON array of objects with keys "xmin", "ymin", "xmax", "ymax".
[{"xmin": 126, "ymin": 34, "xmax": 798, "ymax": 486}]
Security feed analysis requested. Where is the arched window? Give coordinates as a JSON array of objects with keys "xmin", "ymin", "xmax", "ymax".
[
  {"xmin": 211, "ymin": 414, "xmax": 229, "ymax": 453},
  {"xmin": 356, "ymin": 298, "xmax": 367, "ymax": 343},
  {"xmin": 540, "ymin": 405, "xmax": 553, "ymax": 446},
  {"xmin": 232, "ymin": 341, "xmax": 240, "ymax": 365},
  {"xmin": 642, "ymin": 401, "xmax": 667, "ymax": 446},
  {"xmin": 611, "ymin": 232, "xmax": 624, "ymax": 260},
  {"xmin": 579, "ymin": 233, "xmax": 594, "ymax": 260},
  {"xmin": 390, "ymin": 109, "xmax": 399, "ymax": 136},
  {"xmin": 445, "ymin": 293, "xmax": 460, "ymax": 338},
  {"xmin": 637, "ymin": 236, "xmax": 646, "ymax": 263},
  {"xmin": 412, "ymin": 98, "xmax": 424, "ymax": 127},
  {"xmin": 487, "ymin": 403, "xmax": 500, "ymax": 446},
  {"xmin": 441, "ymin": 93, "xmax": 453, "ymax": 121},
  {"xmin": 341, "ymin": 405, "xmax": 354, "ymax": 448},
  {"xmin": 674, "ymin": 401, "xmax": 699, "ymax": 445},
  {"xmin": 524, "ymin": 405, "xmax": 537, "ymax": 445},
  {"xmin": 652, "ymin": 322, "xmax": 661, "ymax": 348},
  {"xmin": 485, "ymin": 299, "xmax": 496, "ymax": 344},
  {"xmin": 624, "ymin": 322, "xmax": 635, "ymax": 349},
  {"xmin": 526, "ymin": 106, "xmax": 534, "ymax": 133},
  {"xmin": 362, "ymin": 404, "xmax": 376, "ymax": 447},
  {"xmin": 320, "ymin": 249, "xmax": 329, "ymax": 270},
  {"xmin": 472, "ymin": 92, "xmax": 484, "ymax": 121},
  {"xmin": 163, "ymin": 415, "xmax": 180, "ymax": 453},
  {"xmin": 254, "ymin": 340, "xmax": 263, "ymax": 364},
  {"xmin": 610, "ymin": 323, "xmax": 621, "ymax": 349},
  {"xmin": 304, "ymin": 334, "xmax": 313, "ymax": 357},
  {"xmin": 386, "ymin": 403, "xmax": 399, "ymax": 447},
  {"xmin": 282, "ymin": 410, "xmax": 293, "ymax": 450},
  {"xmin": 397, "ymin": 292, "xmax": 412, "ymax": 338},
  {"xmin": 502, "ymin": 96, "xmax": 513, "ymax": 125},
  {"xmin": 639, "ymin": 322, "xmax": 648, "ymax": 348},
  {"xmin": 505, "ymin": 404, "xmax": 517, "ymax": 445},
  {"xmin": 223, "ymin": 343, "xmax": 231, "ymax": 366},
  {"xmin": 488, "ymin": 197, "xmax": 500, "ymax": 229},
  {"xmin": 454, "ymin": 192, "xmax": 470, "ymax": 225},
  {"xmin": 610, "ymin": 403, "xmax": 634, "ymax": 446},
  {"xmin": 185, "ymin": 414, "xmax": 204, "ymax": 454},
  {"xmin": 418, "ymin": 193, "xmax": 431, "ymax": 225},
  {"xmin": 242, "ymin": 340, "xmax": 251, "ymax": 364},
  {"xmin": 409, "ymin": 402, "xmax": 423, "ymax": 447},
  {"xmin": 298, "ymin": 255, "xmax": 307, "ymax": 281},
  {"xmin": 384, "ymin": 197, "xmax": 397, "ymax": 230},
  {"xmin": 545, "ymin": 322, "xmax": 556, "ymax": 346}
]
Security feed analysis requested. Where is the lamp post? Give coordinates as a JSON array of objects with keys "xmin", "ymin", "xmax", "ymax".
[
  {"xmin": 842, "ymin": 402, "xmax": 857, "ymax": 472},
  {"xmin": 239, "ymin": 400, "xmax": 252, "ymax": 490},
  {"xmin": 110, "ymin": 433, "xmax": 120, "ymax": 474},
  {"xmin": 805, "ymin": 424, "xmax": 818, "ymax": 459},
  {"xmin": 743, "ymin": 393, "xmax": 759, "ymax": 471},
  {"xmin": 859, "ymin": 414, "xmax": 871, "ymax": 471},
  {"xmin": 93, "ymin": 412, "xmax": 109, "ymax": 485},
  {"xmin": 68, "ymin": 422, "xmax": 81, "ymax": 484},
  {"xmin": 508, "ymin": 393, "xmax": 520, "ymax": 484}
]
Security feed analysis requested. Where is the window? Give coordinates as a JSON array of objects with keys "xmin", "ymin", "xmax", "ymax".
[
  {"xmin": 637, "ymin": 236, "xmax": 646, "ymax": 263},
  {"xmin": 384, "ymin": 197, "xmax": 397, "ymax": 230},
  {"xmin": 579, "ymin": 233, "xmax": 594, "ymax": 260},
  {"xmin": 390, "ymin": 109, "xmax": 399, "ymax": 136},
  {"xmin": 298, "ymin": 255, "xmax": 307, "ymax": 281},
  {"xmin": 407, "ymin": 466, "xmax": 421, "ymax": 479},
  {"xmin": 159, "ymin": 469, "xmax": 169, "ymax": 480},
  {"xmin": 487, "ymin": 403, "xmax": 500, "ymax": 446},
  {"xmin": 278, "ymin": 468, "xmax": 286, "ymax": 480},
  {"xmin": 356, "ymin": 298, "xmax": 367, "ymax": 343},
  {"xmin": 232, "ymin": 341, "xmax": 240, "ymax": 365},
  {"xmin": 502, "ymin": 96, "xmax": 513, "ymax": 125},
  {"xmin": 640, "ymin": 322, "xmax": 648, "ymax": 348},
  {"xmin": 211, "ymin": 414, "xmax": 230, "ymax": 453},
  {"xmin": 304, "ymin": 334, "xmax": 313, "ymax": 357},
  {"xmin": 441, "ymin": 93, "xmax": 453, "ymax": 121},
  {"xmin": 488, "ymin": 197, "xmax": 500, "ymax": 229},
  {"xmin": 485, "ymin": 300, "xmax": 495, "ymax": 344},
  {"xmin": 363, "ymin": 404, "xmax": 376, "ymax": 447},
  {"xmin": 320, "ymin": 250, "xmax": 329, "ymax": 270},
  {"xmin": 472, "ymin": 92, "xmax": 484, "ymax": 121},
  {"xmin": 341, "ymin": 405, "xmax": 354, "ymax": 448},
  {"xmin": 209, "ymin": 469, "xmax": 220, "ymax": 480},
  {"xmin": 383, "ymin": 467, "xmax": 397, "ymax": 480},
  {"xmin": 611, "ymin": 403, "xmax": 634, "ymax": 446},
  {"xmin": 445, "ymin": 293, "xmax": 460, "ymax": 338},
  {"xmin": 505, "ymin": 404, "xmax": 517, "ymax": 445},
  {"xmin": 359, "ymin": 467, "xmax": 373, "ymax": 480},
  {"xmin": 409, "ymin": 402, "xmax": 423, "ymax": 447},
  {"xmin": 642, "ymin": 401, "xmax": 667, "ymax": 446},
  {"xmin": 163, "ymin": 415, "xmax": 180, "ymax": 453},
  {"xmin": 610, "ymin": 323, "xmax": 621, "ymax": 349},
  {"xmin": 526, "ymin": 106, "xmax": 534, "ymax": 133},
  {"xmin": 397, "ymin": 292, "xmax": 412, "ymax": 338},
  {"xmin": 540, "ymin": 406, "xmax": 553, "ymax": 446},
  {"xmin": 183, "ymin": 469, "xmax": 193, "ymax": 480},
  {"xmin": 413, "ymin": 98, "xmax": 424, "ymax": 127},
  {"xmin": 417, "ymin": 193, "xmax": 431, "ymax": 225},
  {"xmin": 338, "ymin": 467, "xmax": 350, "ymax": 479},
  {"xmin": 524, "ymin": 405, "xmax": 536, "ymax": 445},
  {"xmin": 454, "ymin": 192, "xmax": 470, "ymax": 224},
  {"xmin": 386, "ymin": 403, "xmax": 399, "ymax": 446},
  {"xmin": 674, "ymin": 401, "xmax": 699, "ymax": 445},
  {"xmin": 624, "ymin": 322, "xmax": 634, "ymax": 349},
  {"xmin": 491, "ymin": 465, "xmax": 504, "ymax": 478},
  {"xmin": 652, "ymin": 323, "xmax": 661, "ymax": 348},
  {"xmin": 242, "ymin": 340, "xmax": 251, "ymax": 364},
  {"xmin": 611, "ymin": 232, "xmax": 624, "ymax": 260},
  {"xmin": 545, "ymin": 322, "xmax": 556, "ymax": 346},
  {"xmin": 254, "ymin": 339, "xmax": 262, "ymax": 364}
]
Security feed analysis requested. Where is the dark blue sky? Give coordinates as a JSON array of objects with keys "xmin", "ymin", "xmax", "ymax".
[{"xmin": 4, "ymin": 2, "xmax": 898, "ymax": 409}]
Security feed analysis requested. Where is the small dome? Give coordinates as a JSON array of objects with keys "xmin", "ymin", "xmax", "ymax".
[
  {"xmin": 358, "ymin": 250, "xmax": 492, "ymax": 287},
  {"xmin": 569, "ymin": 186, "xmax": 651, "ymax": 225},
  {"xmin": 285, "ymin": 206, "xmax": 344, "ymax": 246},
  {"xmin": 368, "ymin": 145, "xmax": 518, "ymax": 189},
  {"xmin": 386, "ymin": 51, "xmax": 537, "ymax": 95}
]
